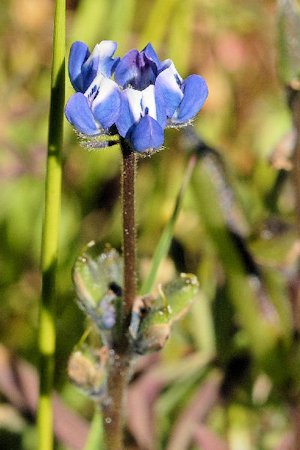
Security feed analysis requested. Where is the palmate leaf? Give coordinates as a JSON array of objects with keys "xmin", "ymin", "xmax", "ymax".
[
  {"xmin": 132, "ymin": 273, "xmax": 199, "ymax": 354},
  {"xmin": 72, "ymin": 242, "xmax": 123, "ymax": 331}
]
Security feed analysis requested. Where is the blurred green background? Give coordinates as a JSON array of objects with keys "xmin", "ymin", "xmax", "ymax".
[{"xmin": 1, "ymin": 0, "xmax": 300, "ymax": 449}]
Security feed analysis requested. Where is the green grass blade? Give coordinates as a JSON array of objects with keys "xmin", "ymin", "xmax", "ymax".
[
  {"xmin": 37, "ymin": 0, "xmax": 65, "ymax": 449},
  {"xmin": 84, "ymin": 409, "xmax": 104, "ymax": 450},
  {"xmin": 140, "ymin": 154, "xmax": 197, "ymax": 295}
]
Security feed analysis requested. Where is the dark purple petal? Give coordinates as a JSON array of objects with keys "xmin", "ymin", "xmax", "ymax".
[
  {"xmin": 92, "ymin": 78, "xmax": 121, "ymax": 129},
  {"xmin": 68, "ymin": 41, "xmax": 90, "ymax": 92},
  {"xmin": 130, "ymin": 115, "xmax": 164, "ymax": 152},
  {"xmin": 115, "ymin": 49, "xmax": 139, "ymax": 88},
  {"xmin": 115, "ymin": 49, "xmax": 157, "ymax": 90},
  {"xmin": 175, "ymin": 75, "xmax": 208, "ymax": 123},
  {"xmin": 65, "ymin": 93, "xmax": 99, "ymax": 135}
]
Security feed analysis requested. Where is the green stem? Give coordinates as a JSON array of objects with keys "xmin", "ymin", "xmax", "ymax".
[
  {"xmin": 37, "ymin": 0, "xmax": 65, "ymax": 449},
  {"xmin": 140, "ymin": 153, "xmax": 197, "ymax": 295}
]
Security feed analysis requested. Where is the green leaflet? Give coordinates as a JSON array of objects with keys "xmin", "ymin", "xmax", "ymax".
[
  {"xmin": 84, "ymin": 409, "xmax": 104, "ymax": 450},
  {"xmin": 72, "ymin": 242, "xmax": 123, "ymax": 339},
  {"xmin": 72, "ymin": 242, "xmax": 123, "ymax": 311},
  {"xmin": 132, "ymin": 274, "xmax": 199, "ymax": 354},
  {"xmin": 73, "ymin": 242, "xmax": 199, "ymax": 355}
]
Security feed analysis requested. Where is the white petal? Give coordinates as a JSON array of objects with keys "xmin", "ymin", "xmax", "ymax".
[
  {"xmin": 167, "ymin": 61, "xmax": 183, "ymax": 83},
  {"xmin": 84, "ymin": 73, "xmax": 104, "ymax": 103},
  {"xmin": 92, "ymin": 78, "xmax": 119, "ymax": 106},
  {"xmin": 93, "ymin": 41, "xmax": 117, "ymax": 59},
  {"xmin": 141, "ymin": 85, "xmax": 157, "ymax": 119},
  {"xmin": 85, "ymin": 41, "xmax": 117, "ymax": 67},
  {"xmin": 125, "ymin": 88, "xmax": 143, "ymax": 123}
]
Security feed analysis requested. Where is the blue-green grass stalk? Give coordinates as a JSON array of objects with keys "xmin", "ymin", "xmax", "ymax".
[
  {"xmin": 140, "ymin": 153, "xmax": 197, "ymax": 295},
  {"xmin": 37, "ymin": 0, "xmax": 65, "ymax": 449}
]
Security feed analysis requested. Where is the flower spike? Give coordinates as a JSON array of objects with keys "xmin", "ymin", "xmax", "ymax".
[{"xmin": 65, "ymin": 40, "xmax": 208, "ymax": 153}]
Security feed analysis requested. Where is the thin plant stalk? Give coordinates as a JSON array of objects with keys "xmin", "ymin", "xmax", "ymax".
[
  {"xmin": 288, "ymin": 88, "xmax": 300, "ymax": 334},
  {"xmin": 102, "ymin": 139, "xmax": 137, "ymax": 450},
  {"xmin": 37, "ymin": 0, "xmax": 65, "ymax": 449},
  {"xmin": 101, "ymin": 358, "xmax": 130, "ymax": 450},
  {"xmin": 121, "ymin": 138, "xmax": 137, "ymax": 317},
  {"xmin": 289, "ymin": 87, "xmax": 300, "ymax": 450},
  {"xmin": 290, "ymin": 88, "xmax": 300, "ymax": 239}
]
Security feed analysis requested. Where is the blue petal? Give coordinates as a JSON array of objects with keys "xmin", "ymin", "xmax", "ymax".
[
  {"xmin": 143, "ymin": 45, "xmax": 172, "ymax": 73},
  {"xmin": 68, "ymin": 41, "xmax": 90, "ymax": 92},
  {"xmin": 92, "ymin": 78, "xmax": 121, "ymax": 129},
  {"xmin": 175, "ymin": 75, "xmax": 208, "ymax": 123},
  {"xmin": 155, "ymin": 66, "xmax": 183, "ymax": 117},
  {"xmin": 65, "ymin": 93, "xmax": 99, "ymax": 135},
  {"xmin": 143, "ymin": 43, "xmax": 161, "ymax": 68},
  {"xmin": 155, "ymin": 89, "xmax": 167, "ymax": 128},
  {"xmin": 115, "ymin": 88, "xmax": 143, "ymax": 137},
  {"xmin": 81, "ymin": 41, "xmax": 119, "ymax": 88},
  {"xmin": 130, "ymin": 115, "xmax": 164, "ymax": 152}
]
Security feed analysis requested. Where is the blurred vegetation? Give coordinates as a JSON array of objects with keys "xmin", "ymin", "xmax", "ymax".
[{"xmin": 1, "ymin": 0, "xmax": 300, "ymax": 449}]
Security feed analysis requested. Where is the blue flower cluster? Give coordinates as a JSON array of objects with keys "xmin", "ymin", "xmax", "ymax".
[{"xmin": 65, "ymin": 41, "xmax": 208, "ymax": 153}]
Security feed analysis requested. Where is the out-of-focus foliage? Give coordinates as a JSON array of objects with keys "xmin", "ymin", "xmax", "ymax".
[{"xmin": 1, "ymin": 0, "xmax": 300, "ymax": 449}]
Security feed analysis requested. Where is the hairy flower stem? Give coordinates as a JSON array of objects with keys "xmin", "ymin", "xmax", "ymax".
[
  {"xmin": 289, "ymin": 86, "xmax": 300, "ymax": 450},
  {"xmin": 102, "ymin": 355, "xmax": 130, "ymax": 450},
  {"xmin": 289, "ymin": 87, "xmax": 300, "ymax": 332},
  {"xmin": 102, "ymin": 140, "xmax": 137, "ymax": 449},
  {"xmin": 121, "ymin": 138, "xmax": 137, "ymax": 320}
]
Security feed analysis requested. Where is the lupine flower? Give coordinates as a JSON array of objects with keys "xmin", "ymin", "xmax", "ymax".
[
  {"xmin": 155, "ymin": 62, "xmax": 209, "ymax": 126},
  {"xmin": 114, "ymin": 44, "xmax": 167, "ymax": 151},
  {"xmin": 65, "ymin": 40, "xmax": 208, "ymax": 153},
  {"xmin": 65, "ymin": 41, "xmax": 121, "ymax": 139},
  {"xmin": 68, "ymin": 40, "xmax": 120, "ymax": 92}
]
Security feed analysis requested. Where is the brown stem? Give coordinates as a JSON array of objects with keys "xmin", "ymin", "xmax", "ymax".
[
  {"xmin": 290, "ymin": 87, "xmax": 300, "ymax": 332},
  {"xmin": 101, "ymin": 140, "xmax": 137, "ymax": 450},
  {"xmin": 121, "ymin": 139, "xmax": 137, "ymax": 316},
  {"xmin": 102, "ymin": 354, "xmax": 130, "ymax": 450},
  {"xmin": 289, "ymin": 87, "xmax": 300, "ymax": 450},
  {"xmin": 291, "ymin": 88, "xmax": 300, "ymax": 238},
  {"xmin": 291, "ymin": 403, "xmax": 300, "ymax": 450}
]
